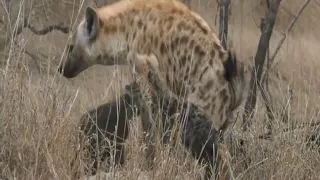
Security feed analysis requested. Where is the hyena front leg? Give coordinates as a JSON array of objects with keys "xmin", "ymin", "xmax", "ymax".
[{"xmin": 127, "ymin": 51, "xmax": 158, "ymax": 169}]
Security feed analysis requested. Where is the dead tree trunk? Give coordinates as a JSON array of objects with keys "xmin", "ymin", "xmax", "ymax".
[
  {"xmin": 242, "ymin": 0, "xmax": 282, "ymax": 131},
  {"xmin": 219, "ymin": 0, "xmax": 231, "ymax": 49}
]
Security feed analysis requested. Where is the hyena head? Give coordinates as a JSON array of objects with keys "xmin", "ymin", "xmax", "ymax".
[{"xmin": 58, "ymin": 6, "xmax": 127, "ymax": 78}]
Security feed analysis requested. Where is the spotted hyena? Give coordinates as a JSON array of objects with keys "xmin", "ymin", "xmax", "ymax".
[
  {"xmin": 72, "ymin": 87, "xmax": 140, "ymax": 176},
  {"xmin": 58, "ymin": 0, "xmax": 245, "ymax": 176}
]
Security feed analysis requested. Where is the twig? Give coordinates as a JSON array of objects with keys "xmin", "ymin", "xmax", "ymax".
[
  {"xmin": 218, "ymin": 0, "xmax": 231, "ymax": 49},
  {"xmin": 242, "ymin": 0, "xmax": 282, "ymax": 131},
  {"xmin": 269, "ymin": 0, "xmax": 312, "ymax": 64}
]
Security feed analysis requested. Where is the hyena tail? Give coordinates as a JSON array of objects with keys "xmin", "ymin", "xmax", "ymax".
[{"xmin": 223, "ymin": 50, "xmax": 247, "ymax": 111}]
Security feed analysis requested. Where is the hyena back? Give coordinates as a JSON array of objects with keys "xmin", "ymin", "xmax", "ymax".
[{"xmin": 58, "ymin": 0, "xmax": 246, "ymax": 134}]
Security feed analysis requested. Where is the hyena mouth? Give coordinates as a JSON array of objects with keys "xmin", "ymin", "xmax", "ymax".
[{"xmin": 58, "ymin": 44, "xmax": 87, "ymax": 78}]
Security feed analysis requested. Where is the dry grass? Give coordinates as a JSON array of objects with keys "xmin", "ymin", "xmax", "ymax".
[{"xmin": 0, "ymin": 0, "xmax": 320, "ymax": 180}]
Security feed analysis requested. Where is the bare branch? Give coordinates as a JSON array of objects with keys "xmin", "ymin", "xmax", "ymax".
[
  {"xmin": 269, "ymin": 0, "xmax": 312, "ymax": 64},
  {"xmin": 242, "ymin": 0, "xmax": 282, "ymax": 131},
  {"xmin": 218, "ymin": 0, "xmax": 231, "ymax": 49},
  {"xmin": 15, "ymin": 18, "xmax": 70, "ymax": 36}
]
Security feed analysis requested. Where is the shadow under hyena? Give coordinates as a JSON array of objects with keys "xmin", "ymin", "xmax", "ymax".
[{"xmin": 73, "ymin": 79, "xmax": 226, "ymax": 180}]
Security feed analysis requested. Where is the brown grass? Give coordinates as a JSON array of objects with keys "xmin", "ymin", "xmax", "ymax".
[{"xmin": 0, "ymin": 0, "xmax": 320, "ymax": 179}]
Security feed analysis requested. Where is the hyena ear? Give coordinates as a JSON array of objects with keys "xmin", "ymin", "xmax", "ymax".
[{"xmin": 85, "ymin": 7, "xmax": 100, "ymax": 42}]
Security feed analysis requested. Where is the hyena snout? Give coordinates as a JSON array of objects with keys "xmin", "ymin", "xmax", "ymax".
[{"xmin": 58, "ymin": 44, "xmax": 90, "ymax": 78}]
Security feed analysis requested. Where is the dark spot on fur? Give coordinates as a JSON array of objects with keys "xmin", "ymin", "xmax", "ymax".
[
  {"xmin": 209, "ymin": 59, "xmax": 214, "ymax": 66},
  {"xmin": 146, "ymin": 61, "xmax": 152, "ymax": 69},
  {"xmin": 174, "ymin": 37, "xmax": 180, "ymax": 45},
  {"xmin": 177, "ymin": 50, "xmax": 181, "ymax": 56},
  {"xmin": 176, "ymin": 10, "xmax": 184, "ymax": 15},
  {"xmin": 194, "ymin": 45, "xmax": 201, "ymax": 54},
  {"xmin": 220, "ymin": 88, "xmax": 227, "ymax": 98},
  {"xmin": 186, "ymin": 67, "xmax": 190, "ymax": 73},
  {"xmin": 177, "ymin": 22, "xmax": 188, "ymax": 31},
  {"xmin": 167, "ymin": 22, "xmax": 173, "ymax": 31},
  {"xmin": 168, "ymin": 57, "xmax": 172, "ymax": 65},
  {"xmin": 160, "ymin": 43, "xmax": 166, "ymax": 55},
  {"xmin": 159, "ymin": 30, "xmax": 164, "ymax": 37},
  {"xmin": 130, "ymin": 19, "xmax": 135, "ymax": 26},
  {"xmin": 211, "ymin": 96, "xmax": 216, "ymax": 103},
  {"xmin": 177, "ymin": 23, "xmax": 182, "ymax": 31},
  {"xmin": 189, "ymin": 40, "xmax": 195, "ymax": 49},
  {"xmin": 180, "ymin": 55, "xmax": 187, "ymax": 66},
  {"xmin": 154, "ymin": 37, "xmax": 159, "ymax": 46},
  {"xmin": 158, "ymin": 19, "xmax": 164, "ymax": 26},
  {"xmin": 204, "ymin": 80, "xmax": 214, "ymax": 90},
  {"xmin": 143, "ymin": 35, "xmax": 146, "ymax": 43},
  {"xmin": 198, "ymin": 50, "xmax": 205, "ymax": 59},
  {"xmin": 191, "ymin": 61, "xmax": 200, "ymax": 76},
  {"xmin": 180, "ymin": 36, "xmax": 188, "ymax": 45},
  {"xmin": 223, "ymin": 94, "xmax": 229, "ymax": 103},
  {"xmin": 170, "ymin": 43, "xmax": 175, "ymax": 52},
  {"xmin": 99, "ymin": 19, "xmax": 104, "ymax": 27},
  {"xmin": 132, "ymin": 31, "xmax": 137, "ymax": 39},
  {"xmin": 166, "ymin": 74, "xmax": 170, "ymax": 86},
  {"xmin": 216, "ymin": 69, "xmax": 222, "ymax": 77},
  {"xmin": 156, "ymin": 4, "xmax": 163, "ymax": 10},
  {"xmin": 150, "ymin": 36, "xmax": 154, "ymax": 43},
  {"xmin": 143, "ymin": 25, "xmax": 147, "ymax": 32},
  {"xmin": 137, "ymin": 20, "xmax": 143, "ymax": 29},
  {"xmin": 210, "ymin": 49, "xmax": 215, "ymax": 58},
  {"xmin": 199, "ymin": 66, "xmax": 208, "ymax": 81},
  {"xmin": 184, "ymin": 74, "xmax": 189, "ymax": 81},
  {"xmin": 104, "ymin": 26, "xmax": 110, "ymax": 33},
  {"xmin": 191, "ymin": 86, "xmax": 196, "ymax": 93}
]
